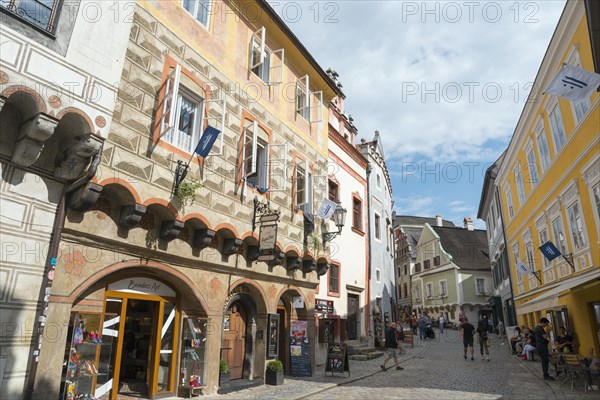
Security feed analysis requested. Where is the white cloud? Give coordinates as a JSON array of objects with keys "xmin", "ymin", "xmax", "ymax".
[{"xmin": 274, "ymin": 0, "xmax": 566, "ymax": 162}]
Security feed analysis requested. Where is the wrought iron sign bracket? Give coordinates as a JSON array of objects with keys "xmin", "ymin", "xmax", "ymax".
[{"xmin": 252, "ymin": 196, "xmax": 280, "ymax": 233}]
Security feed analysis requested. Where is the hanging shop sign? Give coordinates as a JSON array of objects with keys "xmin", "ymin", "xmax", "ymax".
[
  {"xmin": 267, "ymin": 313, "xmax": 280, "ymax": 358},
  {"xmin": 108, "ymin": 277, "xmax": 175, "ymax": 297},
  {"xmin": 258, "ymin": 223, "xmax": 278, "ymax": 261}
]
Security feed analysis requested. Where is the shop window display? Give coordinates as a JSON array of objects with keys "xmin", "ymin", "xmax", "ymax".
[
  {"xmin": 63, "ymin": 313, "xmax": 111, "ymax": 400},
  {"xmin": 178, "ymin": 317, "xmax": 208, "ymax": 396}
]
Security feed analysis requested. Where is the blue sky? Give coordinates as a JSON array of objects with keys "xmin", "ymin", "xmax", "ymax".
[{"xmin": 271, "ymin": 0, "xmax": 567, "ymax": 228}]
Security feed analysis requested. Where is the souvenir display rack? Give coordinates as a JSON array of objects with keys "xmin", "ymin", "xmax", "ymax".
[
  {"xmin": 63, "ymin": 313, "xmax": 111, "ymax": 400},
  {"xmin": 178, "ymin": 317, "xmax": 208, "ymax": 398}
]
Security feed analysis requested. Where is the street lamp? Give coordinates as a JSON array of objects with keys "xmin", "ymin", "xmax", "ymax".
[{"xmin": 322, "ymin": 203, "xmax": 347, "ymax": 243}]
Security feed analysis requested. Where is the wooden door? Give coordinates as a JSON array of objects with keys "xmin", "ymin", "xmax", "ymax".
[
  {"xmin": 222, "ymin": 305, "xmax": 246, "ymax": 380},
  {"xmin": 347, "ymin": 295, "xmax": 358, "ymax": 340}
]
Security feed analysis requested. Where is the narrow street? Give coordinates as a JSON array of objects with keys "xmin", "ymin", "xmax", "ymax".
[{"xmin": 202, "ymin": 331, "xmax": 598, "ymax": 400}]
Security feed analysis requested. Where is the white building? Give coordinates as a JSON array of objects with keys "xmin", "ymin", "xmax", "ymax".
[
  {"xmin": 358, "ymin": 132, "xmax": 395, "ymax": 346},
  {"xmin": 314, "ymin": 74, "xmax": 369, "ymax": 363},
  {"xmin": 0, "ymin": 2, "xmax": 131, "ymax": 398}
]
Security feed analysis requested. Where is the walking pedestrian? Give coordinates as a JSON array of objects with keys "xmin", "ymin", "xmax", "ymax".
[
  {"xmin": 497, "ymin": 319, "xmax": 505, "ymax": 341},
  {"xmin": 438, "ymin": 315, "xmax": 445, "ymax": 335},
  {"xmin": 411, "ymin": 314, "xmax": 418, "ymax": 335},
  {"xmin": 488, "ymin": 317, "xmax": 494, "ymax": 334},
  {"xmin": 418, "ymin": 315, "xmax": 427, "ymax": 340},
  {"xmin": 477, "ymin": 315, "xmax": 491, "ymax": 361},
  {"xmin": 395, "ymin": 322, "xmax": 406, "ymax": 355},
  {"xmin": 380, "ymin": 322, "xmax": 404, "ymax": 371},
  {"xmin": 460, "ymin": 317, "xmax": 476, "ymax": 361},
  {"xmin": 534, "ymin": 317, "xmax": 555, "ymax": 380}
]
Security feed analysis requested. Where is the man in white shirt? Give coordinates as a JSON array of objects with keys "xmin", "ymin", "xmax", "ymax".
[{"xmin": 438, "ymin": 315, "xmax": 445, "ymax": 334}]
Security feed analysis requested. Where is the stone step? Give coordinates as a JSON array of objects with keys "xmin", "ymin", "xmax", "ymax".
[
  {"xmin": 367, "ymin": 351, "xmax": 384, "ymax": 359},
  {"xmin": 352, "ymin": 346, "xmax": 376, "ymax": 355},
  {"xmin": 349, "ymin": 354, "xmax": 368, "ymax": 361}
]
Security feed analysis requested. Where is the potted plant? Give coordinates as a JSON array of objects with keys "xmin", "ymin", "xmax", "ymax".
[
  {"xmin": 218, "ymin": 359, "xmax": 230, "ymax": 391},
  {"xmin": 265, "ymin": 360, "xmax": 283, "ymax": 386},
  {"xmin": 175, "ymin": 178, "xmax": 202, "ymax": 210}
]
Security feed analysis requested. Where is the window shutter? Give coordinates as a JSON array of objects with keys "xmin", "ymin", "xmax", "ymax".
[
  {"xmin": 160, "ymin": 64, "xmax": 181, "ymax": 141},
  {"xmin": 310, "ymin": 91, "xmax": 323, "ymax": 123},
  {"xmin": 267, "ymin": 143, "xmax": 287, "ymax": 192},
  {"xmin": 202, "ymin": 98, "xmax": 226, "ymax": 156},
  {"xmin": 242, "ymin": 120, "xmax": 257, "ymax": 179},
  {"xmin": 296, "ymin": 75, "xmax": 310, "ymax": 114},
  {"xmin": 270, "ymin": 48, "xmax": 285, "ymax": 84},
  {"xmin": 250, "ymin": 26, "xmax": 266, "ymax": 70},
  {"xmin": 305, "ymin": 160, "xmax": 313, "ymax": 213}
]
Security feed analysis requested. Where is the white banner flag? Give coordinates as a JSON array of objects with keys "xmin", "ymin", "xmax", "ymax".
[
  {"xmin": 516, "ymin": 260, "xmax": 530, "ymax": 275},
  {"xmin": 316, "ymin": 198, "xmax": 337, "ymax": 219},
  {"xmin": 545, "ymin": 64, "xmax": 600, "ymax": 102}
]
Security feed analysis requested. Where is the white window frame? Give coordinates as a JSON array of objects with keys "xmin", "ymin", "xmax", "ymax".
[
  {"xmin": 249, "ymin": 26, "xmax": 285, "ymax": 85},
  {"xmin": 565, "ymin": 48, "xmax": 591, "ymax": 124},
  {"xmin": 296, "ymin": 75, "xmax": 310, "ymax": 121},
  {"xmin": 182, "ymin": 0, "xmax": 212, "ymax": 29},
  {"xmin": 566, "ymin": 200, "xmax": 587, "ymax": 251},
  {"xmin": 547, "ymin": 98, "xmax": 567, "ymax": 153},
  {"xmin": 525, "ymin": 141, "xmax": 539, "ymax": 188},
  {"xmin": 160, "ymin": 64, "xmax": 225, "ymax": 156},
  {"xmin": 551, "ymin": 214, "xmax": 569, "ymax": 256},
  {"xmin": 426, "ymin": 282, "xmax": 433, "ymax": 298},
  {"xmin": 414, "ymin": 285, "xmax": 421, "ymax": 301},
  {"xmin": 504, "ymin": 184, "xmax": 514, "ymax": 219},
  {"xmin": 439, "ymin": 280, "xmax": 448, "ymax": 297},
  {"xmin": 295, "ymin": 160, "xmax": 313, "ymax": 213},
  {"xmin": 475, "ymin": 278, "xmax": 487, "ymax": 295},
  {"xmin": 514, "ymin": 164, "xmax": 526, "ymax": 207},
  {"xmin": 539, "ymin": 228, "xmax": 550, "ymax": 270},
  {"xmin": 376, "ymin": 173, "xmax": 381, "ymax": 189},
  {"xmin": 512, "ymin": 242, "xmax": 523, "ymax": 283},
  {"xmin": 535, "ymin": 119, "xmax": 552, "ymax": 174},
  {"xmin": 241, "ymin": 119, "xmax": 269, "ymax": 189}
]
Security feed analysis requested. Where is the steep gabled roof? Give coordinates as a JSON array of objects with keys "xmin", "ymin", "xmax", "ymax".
[
  {"xmin": 394, "ymin": 215, "xmax": 455, "ymax": 228},
  {"xmin": 431, "ymin": 226, "xmax": 490, "ymax": 271}
]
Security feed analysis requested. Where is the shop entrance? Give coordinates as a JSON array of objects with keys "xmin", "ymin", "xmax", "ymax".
[{"xmin": 93, "ymin": 278, "xmax": 179, "ymax": 400}]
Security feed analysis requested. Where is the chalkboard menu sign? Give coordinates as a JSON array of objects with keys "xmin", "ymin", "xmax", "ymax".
[
  {"xmin": 324, "ymin": 343, "xmax": 349, "ymax": 376},
  {"xmin": 290, "ymin": 320, "xmax": 311, "ymax": 377}
]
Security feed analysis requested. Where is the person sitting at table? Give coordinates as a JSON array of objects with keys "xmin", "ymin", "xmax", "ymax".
[
  {"xmin": 554, "ymin": 326, "xmax": 576, "ymax": 353},
  {"xmin": 521, "ymin": 333, "xmax": 537, "ymax": 360}
]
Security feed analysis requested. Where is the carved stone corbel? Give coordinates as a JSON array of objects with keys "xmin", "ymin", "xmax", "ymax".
[
  {"xmin": 317, "ymin": 262, "xmax": 330, "ymax": 276},
  {"xmin": 267, "ymin": 251, "xmax": 284, "ymax": 268},
  {"xmin": 222, "ymin": 238, "xmax": 242, "ymax": 256},
  {"xmin": 246, "ymin": 244, "xmax": 259, "ymax": 261},
  {"xmin": 119, "ymin": 204, "xmax": 147, "ymax": 228},
  {"xmin": 159, "ymin": 219, "xmax": 184, "ymax": 241},
  {"xmin": 193, "ymin": 229, "xmax": 216, "ymax": 249},
  {"xmin": 54, "ymin": 134, "xmax": 103, "ymax": 180},
  {"xmin": 302, "ymin": 259, "xmax": 316, "ymax": 274},
  {"xmin": 68, "ymin": 182, "xmax": 104, "ymax": 212},
  {"xmin": 285, "ymin": 255, "xmax": 301, "ymax": 271},
  {"xmin": 12, "ymin": 113, "xmax": 58, "ymax": 167}
]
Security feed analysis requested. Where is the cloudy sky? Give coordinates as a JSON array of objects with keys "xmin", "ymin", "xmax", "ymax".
[{"xmin": 271, "ymin": 0, "xmax": 567, "ymax": 228}]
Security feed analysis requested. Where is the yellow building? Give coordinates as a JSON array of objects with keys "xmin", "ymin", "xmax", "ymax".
[{"xmin": 496, "ymin": 0, "xmax": 600, "ymax": 357}]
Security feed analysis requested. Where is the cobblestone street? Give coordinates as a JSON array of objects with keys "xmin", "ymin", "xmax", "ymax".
[{"xmin": 198, "ymin": 331, "xmax": 599, "ymax": 400}]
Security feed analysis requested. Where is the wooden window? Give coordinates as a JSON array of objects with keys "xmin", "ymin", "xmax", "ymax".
[
  {"xmin": 374, "ymin": 213, "xmax": 381, "ymax": 240},
  {"xmin": 433, "ymin": 256, "xmax": 440, "ymax": 266},
  {"xmin": 414, "ymin": 263, "xmax": 421, "ymax": 273},
  {"xmin": 249, "ymin": 26, "xmax": 284, "ymax": 84},
  {"xmin": 182, "ymin": 0, "xmax": 211, "ymax": 28},
  {"xmin": 424, "ymin": 259, "xmax": 431, "ymax": 270},
  {"xmin": 352, "ymin": 197, "xmax": 362, "ymax": 230},
  {"xmin": 328, "ymin": 264, "xmax": 339, "ymax": 294},
  {"xmin": 295, "ymin": 160, "xmax": 313, "ymax": 213},
  {"xmin": 328, "ymin": 180, "xmax": 339, "ymax": 202}
]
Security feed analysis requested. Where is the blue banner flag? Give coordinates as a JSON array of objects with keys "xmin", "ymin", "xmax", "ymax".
[
  {"xmin": 194, "ymin": 125, "xmax": 221, "ymax": 158},
  {"xmin": 539, "ymin": 241, "xmax": 561, "ymax": 262}
]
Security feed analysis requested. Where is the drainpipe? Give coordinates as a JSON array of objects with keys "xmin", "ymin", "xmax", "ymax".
[
  {"xmin": 365, "ymin": 162, "xmax": 372, "ymax": 341},
  {"xmin": 24, "ymin": 142, "xmax": 104, "ymax": 400}
]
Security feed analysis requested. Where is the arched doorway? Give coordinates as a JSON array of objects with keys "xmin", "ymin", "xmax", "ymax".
[{"xmin": 221, "ymin": 287, "xmax": 261, "ymax": 382}]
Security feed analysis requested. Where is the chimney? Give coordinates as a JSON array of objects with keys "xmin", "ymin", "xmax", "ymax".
[
  {"xmin": 464, "ymin": 217, "xmax": 474, "ymax": 231},
  {"xmin": 435, "ymin": 214, "xmax": 443, "ymax": 227}
]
